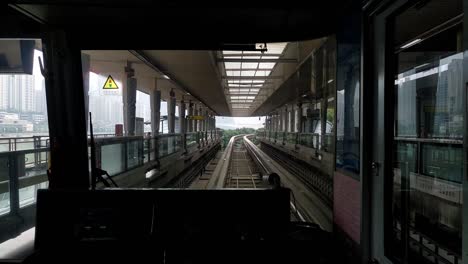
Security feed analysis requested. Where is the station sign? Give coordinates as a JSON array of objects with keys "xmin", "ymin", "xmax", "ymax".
[{"xmin": 187, "ymin": 115, "xmax": 204, "ymax": 120}]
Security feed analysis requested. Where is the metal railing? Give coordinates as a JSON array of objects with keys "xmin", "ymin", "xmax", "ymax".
[
  {"xmin": 0, "ymin": 147, "xmax": 49, "ymax": 216},
  {"xmin": 0, "ymin": 133, "xmax": 191, "ymax": 215},
  {"xmin": 258, "ymin": 131, "xmax": 335, "ymax": 153}
]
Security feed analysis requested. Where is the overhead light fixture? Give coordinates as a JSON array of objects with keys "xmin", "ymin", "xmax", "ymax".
[
  {"xmin": 327, "ymin": 79, "xmax": 334, "ymax": 84},
  {"xmin": 302, "ymin": 94, "xmax": 307, "ymax": 98},
  {"xmin": 162, "ymin": 75, "xmax": 170, "ymax": 79},
  {"xmin": 400, "ymin": 39, "xmax": 422, "ymax": 49}
]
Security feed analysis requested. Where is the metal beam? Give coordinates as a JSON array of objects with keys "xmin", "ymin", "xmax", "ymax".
[
  {"xmin": 217, "ymin": 58, "xmax": 297, "ymax": 63},
  {"xmin": 223, "ymin": 68, "xmax": 276, "ymax": 71},
  {"xmin": 222, "ymin": 76, "xmax": 283, "ymax": 80},
  {"xmin": 222, "ymin": 53, "xmax": 283, "ymax": 57}
]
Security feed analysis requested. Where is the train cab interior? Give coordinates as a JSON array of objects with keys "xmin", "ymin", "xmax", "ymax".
[{"xmin": 1, "ymin": 1, "xmax": 468, "ymax": 264}]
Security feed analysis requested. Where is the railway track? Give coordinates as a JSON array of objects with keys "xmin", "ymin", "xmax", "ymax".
[{"xmin": 224, "ymin": 137, "xmax": 266, "ymax": 188}]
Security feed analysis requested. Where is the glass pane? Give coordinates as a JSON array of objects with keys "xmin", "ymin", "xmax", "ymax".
[
  {"xmin": 127, "ymin": 140, "xmax": 141, "ymax": 169},
  {"xmin": 335, "ymin": 20, "xmax": 360, "ymax": 173},
  {"xmin": 389, "ymin": 3, "xmax": 463, "ymax": 262},
  {"xmin": 0, "ymin": 157, "xmax": 9, "ymax": 216},
  {"xmin": 101, "ymin": 143, "xmax": 124, "ymax": 176},
  {"xmin": 18, "ymin": 150, "xmax": 49, "ymax": 208}
]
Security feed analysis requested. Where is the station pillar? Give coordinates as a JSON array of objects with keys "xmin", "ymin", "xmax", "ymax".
[
  {"xmin": 150, "ymin": 80, "xmax": 161, "ymax": 135},
  {"xmin": 123, "ymin": 63, "xmax": 136, "ymax": 136},
  {"xmin": 167, "ymin": 89, "xmax": 176, "ymax": 134}
]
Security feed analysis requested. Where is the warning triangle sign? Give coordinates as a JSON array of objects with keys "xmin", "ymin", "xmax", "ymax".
[{"xmin": 103, "ymin": 75, "xmax": 119, "ymax": 89}]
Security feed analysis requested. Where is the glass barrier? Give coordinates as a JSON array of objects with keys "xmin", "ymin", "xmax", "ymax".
[
  {"xmin": 101, "ymin": 143, "xmax": 125, "ymax": 176},
  {"xmin": 323, "ymin": 134, "xmax": 334, "ymax": 152},
  {"xmin": 127, "ymin": 139, "xmax": 143, "ymax": 169},
  {"xmin": 276, "ymin": 132, "xmax": 285, "ymax": 143},
  {"xmin": 0, "ymin": 156, "xmax": 10, "ymax": 216},
  {"xmin": 299, "ymin": 133, "xmax": 320, "ymax": 149},
  {"xmin": 286, "ymin": 132, "xmax": 297, "ymax": 144},
  {"xmin": 186, "ymin": 132, "xmax": 197, "ymax": 147},
  {"xmin": 159, "ymin": 134, "xmax": 182, "ymax": 158},
  {"xmin": 0, "ymin": 148, "xmax": 49, "ymax": 215}
]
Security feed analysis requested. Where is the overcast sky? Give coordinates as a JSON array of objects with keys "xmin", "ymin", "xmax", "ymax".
[{"xmin": 216, "ymin": 116, "xmax": 265, "ymax": 130}]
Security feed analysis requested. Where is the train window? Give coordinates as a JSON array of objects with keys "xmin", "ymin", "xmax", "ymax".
[
  {"xmin": 0, "ymin": 39, "xmax": 49, "ymax": 256},
  {"xmin": 388, "ymin": 1, "xmax": 463, "ymax": 263}
]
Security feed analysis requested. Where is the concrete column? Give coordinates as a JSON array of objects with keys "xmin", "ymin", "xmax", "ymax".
[
  {"xmin": 290, "ymin": 106, "xmax": 295, "ymax": 133},
  {"xmin": 179, "ymin": 100, "xmax": 186, "ymax": 150},
  {"xmin": 193, "ymin": 106, "xmax": 198, "ymax": 132},
  {"xmin": 124, "ymin": 75, "xmax": 137, "ymax": 136},
  {"xmin": 150, "ymin": 86, "xmax": 161, "ymax": 135},
  {"xmin": 187, "ymin": 101, "xmax": 193, "ymax": 132},
  {"xmin": 279, "ymin": 110, "xmax": 283, "ymax": 132},
  {"xmin": 167, "ymin": 89, "xmax": 176, "ymax": 133},
  {"xmin": 284, "ymin": 107, "xmax": 289, "ymax": 132},
  {"xmin": 296, "ymin": 103, "xmax": 302, "ymax": 132},
  {"xmin": 198, "ymin": 107, "xmax": 203, "ymax": 132},
  {"xmin": 272, "ymin": 114, "xmax": 276, "ymax": 131}
]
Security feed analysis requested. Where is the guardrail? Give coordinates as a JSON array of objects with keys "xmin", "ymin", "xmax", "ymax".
[
  {"xmin": 243, "ymin": 135, "xmax": 271, "ymax": 177},
  {"xmin": 257, "ymin": 131, "xmax": 334, "ymax": 153},
  {"xmin": 0, "ymin": 132, "xmax": 224, "ymax": 216}
]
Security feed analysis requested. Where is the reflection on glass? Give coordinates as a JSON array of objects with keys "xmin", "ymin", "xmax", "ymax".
[
  {"xmin": 127, "ymin": 140, "xmax": 141, "ymax": 169},
  {"xmin": 19, "ymin": 182, "xmax": 48, "ymax": 208},
  {"xmin": 335, "ymin": 23, "xmax": 360, "ymax": 175},
  {"xmin": 101, "ymin": 143, "xmax": 124, "ymax": 176},
  {"xmin": 392, "ymin": 50, "xmax": 463, "ymax": 263},
  {"xmin": 0, "ymin": 157, "xmax": 9, "ymax": 215}
]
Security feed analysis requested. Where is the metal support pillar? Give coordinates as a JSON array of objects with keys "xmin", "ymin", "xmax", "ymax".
[
  {"xmin": 284, "ymin": 106, "xmax": 289, "ymax": 132},
  {"xmin": 168, "ymin": 89, "xmax": 176, "ymax": 133},
  {"xmin": 43, "ymin": 30, "xmax": 89, "ymax": 189}
]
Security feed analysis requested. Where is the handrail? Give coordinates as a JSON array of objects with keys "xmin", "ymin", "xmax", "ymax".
[{"xmin": 243, "ymin": 135, "xmax": 271, "ymax": 176}]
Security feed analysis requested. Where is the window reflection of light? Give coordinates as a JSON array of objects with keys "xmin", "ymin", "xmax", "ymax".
[{"xmin": 395, "ymin": 64, "xmax": 448, "ymax": 85}]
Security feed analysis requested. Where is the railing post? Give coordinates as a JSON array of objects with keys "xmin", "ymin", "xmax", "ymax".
[
  {"xmin": 155, "ymin": 136, "xmax": 159, "ymax": 160},
  {"xmin": 140, "ymin": 139, "xmax": 144, "ymax": 165},
  {"xmin": 124, "ymin": 140, "xmax": 128, "ymax": 171},
  {"xmin": 147, "ymin": 138, "xmax": 151, "ymax": 162},
  {"xmin": 8, "ymin": 154, "xmax": 20, "ymax": 215}
]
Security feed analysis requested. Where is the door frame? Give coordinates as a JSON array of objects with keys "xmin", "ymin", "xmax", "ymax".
[{"xmin": 366, "ymin": 0, "xmax": 468, "ymax": 263}]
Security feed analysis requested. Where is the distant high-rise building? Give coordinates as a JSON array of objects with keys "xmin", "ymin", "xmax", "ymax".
[
  {"xmin": 0, "ymin": 74, "xmax": 35, "ymax": 113},
  {"xmin": 34, "ymin": 81, "xmax": 47, "ymax": 114},
  {"xmin": 0, "ymin": 76, "xmax": 10, "ymax": 110}
]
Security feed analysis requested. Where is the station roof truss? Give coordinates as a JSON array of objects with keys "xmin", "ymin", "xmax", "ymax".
[{"xmin": 219, "ymin": 42, "xmax": 288, "ymax": 116}]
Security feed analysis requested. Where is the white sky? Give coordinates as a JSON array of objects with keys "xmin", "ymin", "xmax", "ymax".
[{"xmin": 216, "ymin": 116, "xmax": 265, "ymax": 130}]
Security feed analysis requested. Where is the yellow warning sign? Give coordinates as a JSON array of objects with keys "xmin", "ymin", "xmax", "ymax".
[
  {"xmin": 103, "ymin": 75, "xmax": 118, "ymax": 89},
  {"xmin": 187, "ymin": 115, "xmax": 204, "ymax": 120}
]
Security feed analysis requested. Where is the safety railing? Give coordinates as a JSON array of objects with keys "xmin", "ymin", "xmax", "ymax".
[
  {"xmin": 299, "ymin": 133, "xmax": 320, "ymax": 149},
  {"xmin": 0, "ymin": 136, "xmax": 49, "ymax": 153},
  {"xmin": 276, "ymin": 132, "xmax": 285, "ymax": 144},
  {"xmin": 259, "ymin": 132, "xmax": 333, "ymax": 152},
  {"xmin": 158, "ymin": 133, "xmax": 182, "ymax": 158},
  {"xmin": 0, "ymin": 147, "xmax": 50, "ymax": 216},
  {"xmin": 186, "ymin": 132, "xmax": 198, "ymax": 147},
  {"xmin": 286, "ymin": 132, "xmax": 297, "ymax": 145}
]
